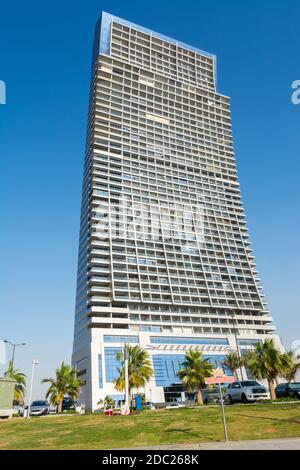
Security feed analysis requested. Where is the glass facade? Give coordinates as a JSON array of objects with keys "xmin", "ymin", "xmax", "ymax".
[
  {"xmin": 98, "ymin": 354, "xmax": 103, "ymax": 388},
  {"xmin": 108, "ymin": 394, "xmax": 125, "ymax": 403},
  {"xmin": 153, "ymin": 354, "xmax": 185, "ymax": 386},
  {"xmin": 153, "ymin": 353, "xmax": 232, "ymax": 386},
  {"xmin": 237, "ymin": 339, "xmax": 262, "ymax": 346},
  {"xmin": 104, "ymin": 346, "xmax": 122, "ymax": 382}
]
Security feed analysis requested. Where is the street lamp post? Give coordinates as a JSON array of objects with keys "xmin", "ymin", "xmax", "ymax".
[
  {"xmin": 27, "ymin": 359, "xmax": 38, "ymax": 418},
  {"xmin": 229, "ymin": 312, "xmax": 244, "ymax": 380},
  {"xmin": 124, "ymin": 344, "xmax": 129, "ymax": 413},
  {"xmin": 4, "ymin": 340, "xmax": 26, "ymax": 368}
]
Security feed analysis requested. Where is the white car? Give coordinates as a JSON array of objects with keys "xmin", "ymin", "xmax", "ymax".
[
  {"xmin": 226, "ymin": 380, "xmax": 270, "ymax": 403},
  {"xmin": 165, "ymin": 403, "xmax": 184, "ymax": 410},
  {"xmin": 144, "ymin": 401, "xmax": 156, "ymax": 410}
]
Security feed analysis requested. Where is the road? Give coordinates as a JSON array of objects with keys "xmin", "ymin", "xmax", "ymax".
[{"xmin": 129, "ymin": 437, "xmax": 300, "ymax": 450}]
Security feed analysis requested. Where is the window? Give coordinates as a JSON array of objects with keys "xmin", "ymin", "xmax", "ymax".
[
  {"xmin": 237, "ymin": 339, "xmax": 262, "ymax": 346},
  {"xmin": 153, "ymin": 353, "xmax": 232, "ymax": 387},
  {"xmin": 232, "ymin": 383, "xmax": 241, "ymax": 389},
  {"xmin": 98, "ymin": 354, "xmax": 103, "ymax": 388},
  {"xmin": 104, "ymin": 347, "xmax": 122, "ymax": 382},
  {"xmin": 150, "ymin": 336, "xmax": 228, "ymax": 345},
  {"xmin": 103, "ymin": 335, "xmax": 139, "ymax": 343}
]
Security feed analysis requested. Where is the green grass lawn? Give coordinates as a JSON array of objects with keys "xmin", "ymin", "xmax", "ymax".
[{"xmin": 0, "ymin": 403, "xmax": 300, "ymax": 450}]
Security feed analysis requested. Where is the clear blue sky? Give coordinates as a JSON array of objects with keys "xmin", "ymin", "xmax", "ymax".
[{"xmin": 0, "ymin": 0, "xmax": 299, "ymax": 399}]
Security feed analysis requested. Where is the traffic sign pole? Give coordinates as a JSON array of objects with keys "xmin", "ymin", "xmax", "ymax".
[
  {"xmin": 205, "ymin": 368, "xmax": 233, "ymax": 443},
  {"xmin": 218, "ymin": 382, "xmax": 229, "ymax": 442}
]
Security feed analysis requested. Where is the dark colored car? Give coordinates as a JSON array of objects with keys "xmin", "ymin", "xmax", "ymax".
[
  {"xmin": 275, "ymin": 383, "xmax": 300, "ymax": 400},
  {"xmin": 62, "ymin": 397, "xmax": 76, "ymax": 411}
]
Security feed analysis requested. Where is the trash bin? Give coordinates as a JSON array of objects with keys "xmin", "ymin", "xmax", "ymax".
[{"xmin": 135, "ymin": 395, "xmax": 142, "ymax": 411}]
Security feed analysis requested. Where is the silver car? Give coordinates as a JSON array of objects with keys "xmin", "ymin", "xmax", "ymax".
[
  {"xmin": 30, "ymin": 400, "xmax": 50, "ymax": 416},
  {"xmin": 226, "ymin": 380, "xmax": 270, "ymax": 403},
  {"xmin": 202, "ymin": 385, "xmax": 229, "ymax": 405}
]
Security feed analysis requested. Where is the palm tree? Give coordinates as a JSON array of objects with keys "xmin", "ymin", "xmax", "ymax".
[
  {"xmin": 222, "ymin": 352, "xmax": 243, "ymax": 380},
  {"xmin": 245, "ymin": 339, "xmax": 282, "ymax": 400},
  {"xmin": 4, "ymin": 360, "xmax": 26, "ymax": 404},
  {"xmin": 114, "ymin": 345, "xmax": 153, "ymax": 405},
  {"xmin": 97, "ymin": 395, "xmax": 115, "ymax": 410},
  {"xmin": 280, "ymin": 351, "xmax": 300, "ymax": 383},
  {"xmin": 42, "ymin": 362, "xmax": 83, "ymax": 413},
  {"xmin": 177, "ymin": 348, "xmax": 213, "ymax": 405}
]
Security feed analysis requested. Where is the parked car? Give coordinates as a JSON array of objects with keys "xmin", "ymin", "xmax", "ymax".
[
  {"xmin": 202, "ymin": 385, "xmax": 229, "ymax": 405},
  {"xmin": 275, "ymin": 383, "xmax": 300, "ymax": 400},
  {"xmin": 30, "ymin": 400, "xmax": 50, "ymax": 416},
  {"xmin": 75, "ymin": 403, "xmax": 86, "ymax": 414},
  {"xmin": 18, "ymin": 405, "xmax": 28, "ymax": 417},
  {"xmin": 165, "ymin": 403, "xmax": 184, "ymax": 409},
  {"xmin": 49, "ymin": 404, "xmax": 58, "ymax": 414},
  {"xmin": 144, "ymin": 401, "xmax": 156, "ymax": 410},
  {"xmin": 62, "ymin": 397, "xmax": 76, "ymax": 412},
  {"xmin": 226, "ymin": 380, "xmax": 270, "ymax": 403}
]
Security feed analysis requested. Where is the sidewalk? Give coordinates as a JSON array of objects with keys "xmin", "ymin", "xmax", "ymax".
[{"xmin": 129, "ymin": 437, "xmax": 300, "ymax": 450}]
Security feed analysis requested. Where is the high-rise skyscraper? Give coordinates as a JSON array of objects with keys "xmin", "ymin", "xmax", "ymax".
[{"xmin": 72, "ymin": 12, "xmax": 282, "ymax": 409}]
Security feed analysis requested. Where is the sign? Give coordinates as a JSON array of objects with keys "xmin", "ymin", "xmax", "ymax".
[
  {"xmin": 205, "ymin": 368, "xmax": 235, "ymax": 385},
  {"xmin": 204, "ymin": 368, "xmax": 231, "ymax": 442},
  {"xmin": 205, "ymin": 376, "xmax": 234, "ymax": 384}
]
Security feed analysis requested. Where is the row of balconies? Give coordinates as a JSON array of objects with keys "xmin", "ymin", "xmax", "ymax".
[
  {"xmin": 91, "ymin": 167, "xmax": 242, "ymax": 200},
  {"xmin": 93, "ymin": 98, "xmax": 231, "ymax": 139},
  {"xmin": 110, "ymin": 41, "xmax": 214, "ymax": 79},
  {"xmin": 94, "ymin": 111, "xmax": 232, "ymax": 140},
  {"xmin": 89, "ymin": 274, "xmax": 259, "ymax": 291},
  {"xmin": 95, "ymin": 97, "xmax": 227, "ymax": 133},
  {"xmin": 100, "ymin": 62, "xmax": 215, "ymax": 95},
  {"xmin": 87, "ymin": 315, "xmax": 276, "ymax": 334},
  {"xmin": 88, "ymin": 282, "xmax": 260, "ymax": 300},
  {"xmin": 87, "ymin": 311, "xmax": 273, "ymax": 328},
  {"xmin": 89, "ymin": 287, "xmax": 260, "ymax": 305},
  {"xmin": 87, "ymin": 304, "xmax": 273, "ymax": 322},
  {"xmin": 90, "ymin": 265, "xmax": 258, "ymax": 284},
  {"xmin": 88, "ymin": 293, "xmax": 262, "ymax": 310},
  {"xmin": 91, "ymin": 168, "xmax": 239, "ymax": 191},
  {"xmin": 91, "ymin": 123, "xmax": 236, "ymax": 156},
  {"xmin": 97, "ymin": 64, "xmax": 216, "ymax": 97},
  {"xmin": 88, "ymin": 303, "xmax": 270, "ymax": 317},
  {"xmin": 109, "ymin": 29, "xmax": 214, "ymax": 65},
  {"xmin": 90, "ymin": 252, "xmax": 252, "ymax": 267},
  {"xmin": 94, "ymin": 103, "xmax": 232, "ymax": 142},
  {"xmin": 90, "ymin": 236, "xmax": 251, "ymax": 253},
  {"xmin": 90, "ymin": 249, "xmax": 250, "ymax": 265},
  {"xmin": 93, "ymin": 115, "xmax": 233, "ymax": 151},
  {"xmin": 93, "ymin": 259, "xmax": 256, "ymax": 276}
]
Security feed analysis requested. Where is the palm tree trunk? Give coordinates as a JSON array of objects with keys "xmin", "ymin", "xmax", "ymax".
[
  {"xmin": 233, "ymin": 369, "xmax": 237, "ymax": 381},
  {"xmin": 196, "ymin": 388, "xmax": 203, "ymax": 405},
  {"xmin": 268, "ymin": 379, "xmax": 276, "ymax": 400},
  {"xmin": 58, "ymin": 399, "xmax": 63, "ymax": 413}
]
